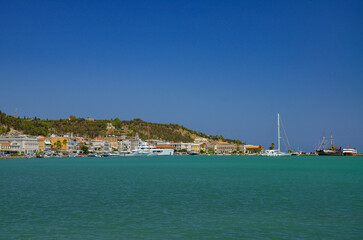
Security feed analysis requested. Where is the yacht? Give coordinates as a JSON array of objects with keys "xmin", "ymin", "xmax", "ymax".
[
  {"xmin": 128, "ymin": 141, "xmax": 174, "ymax": 156},
  {"xmin": 261, "ymin": 149, "xmax": 291, "ymax": 157},
  {"xmin": 260, "ymin": 113, "xmax": 292, "ymax": 157}
]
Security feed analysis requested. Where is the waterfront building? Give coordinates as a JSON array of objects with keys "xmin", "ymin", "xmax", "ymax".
[
  {"xmin": 44, "ymin": 139, "xmax": 51, "ymax": 151},
  {"xmin": 0, "ymin": 142, "xmax": 11, "ymax": 152},
  {"xmin": 214, "ymin": 142, "xmax": 237, "ymax": 154},
  {"xmin": 90, "ymin": 138, "xmax": 105, "ymax": 152},
  {"xmin": 0, "ymin": 136, "xmax": 39, "ymax": 154},
  {"xmin": 170, "ymin": 142, "xmax": 192, "ymax": 152},
  {"xmin": 37, "ymin": 137, "xmax": 52, "ymax": 152},
  {"xmin": 244, "ymin": 145, "xmax": 263, "ymax": 154},
  {"xmin": 89, "ymin": 138, "xmax": 112, "ymax": 152},
  {"xmin": 67, "ymin": 137, "xmax": 80, "ymax": 152},
  {"xmin": 118, "ymin": 139, "xmax": 131, "ymax": 152},
  {"xmin": 105, "ymin": 136, "xmax": 121, "ymax": 150},
  {"xmin": 205, "ymin": 143, "xmax": 216, "ymax": 152},
  {"xmin": 191, "ymin": 143, "xmax": 201, "ymax": 152},
  {"xmin": 104, "ymin": 141, "xmax": 111, "ymax": 152},
  {"xmin": 0, "ymin": 142, "xmax": 20, "ymax": 154},
  {"xmin": 51, "ymin": 137, "xmax": 69, "ymax": 151},
  {"xmin": 37, "ymin": 137, "xmax": 46, "ymax": 152},
  {"xmin": 118, "ymin": 136, "xmax": 140, "ymax": 152}
]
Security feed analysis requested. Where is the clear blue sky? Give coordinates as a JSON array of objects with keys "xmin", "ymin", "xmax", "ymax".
[{"xmin": 1, "ymin": 0, "xmax": 362, "ymax": 152}]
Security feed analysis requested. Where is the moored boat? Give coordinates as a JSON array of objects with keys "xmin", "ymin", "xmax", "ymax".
[
  {"xmin": 316, "ymin": 148, "xmax": 343, "ymax": 156},
  {"xmin": 260, "ymin": 113, "xmax": 292, "ymax": 157},
  {"xmin": 128, "ymin": 141, "xmax": 174, "ymax": 156},
  {"xmin": 316, "ymin": 134, "xmax": 343, "ymax": 156},
  {"xmin": 343, "ymin": 146, "xmax": 358, "ymax": 156},
  {"xmin": 261, "ymin": 149, "xmax": 291, "ymax": 157}
]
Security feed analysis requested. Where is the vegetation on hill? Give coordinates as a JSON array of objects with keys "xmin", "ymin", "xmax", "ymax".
[
  {"xmin": 0, "ymin": 112, "xmax": 49, "ymax": 136},
  {"xmin": 0, "ymin": 110, "xmax": 243, "ymax": 144}
]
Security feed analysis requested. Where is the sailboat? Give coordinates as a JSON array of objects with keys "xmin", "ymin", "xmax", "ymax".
[{"xmin": 260, "ymin": 113, "xmax": 292, "ymax": 157}]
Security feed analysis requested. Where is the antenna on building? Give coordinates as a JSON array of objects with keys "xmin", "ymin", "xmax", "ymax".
[{"xmin": 14, "ymin": 108, "xmax": 17, "ymax": 118}]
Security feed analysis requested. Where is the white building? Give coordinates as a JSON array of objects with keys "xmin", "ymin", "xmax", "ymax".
[
  {"xmin": 89, "ymin": 138, "xmax": 112, "ymax": 152},
  {"xmin": 0, "ymin": 142, "xmax": 20, "ymax": 154},
  {"xmin": 44, "ymin": 139, "xmax": 52, "ymax": 151},
  {"xmin": 194, "ymin": 137, "xmax": 208, "ymax": 144},
  {"xmin": 67, "ymin": 138, "xmax": 80, "ymax": 152},
  {"xmin": 0, "ymin": 136, "xmax": 39, "ymax": 154},
  {"xmin": 170, "ymin": 142, "xmax": 192, "ymax": 152},
  {"xmin": 118, "ymin": 137, "xmax": 141, "ymax": 152}
]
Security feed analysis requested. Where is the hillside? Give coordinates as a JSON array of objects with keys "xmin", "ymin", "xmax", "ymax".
[{"xmin": 0, "ymin": 110, "xmax": 242, "ymax": 144}]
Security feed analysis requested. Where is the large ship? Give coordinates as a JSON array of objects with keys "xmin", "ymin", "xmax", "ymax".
[
  {"xmin": 343, "ymin": 146, "xmax": 358, "ymax": 156},
  {"xmin": 128, "ymin": 141, "xmax": 174, "ymax": 156},
  {"xmin": 316, "ymin": 134, "xmax": 343, "ymax": 156}
]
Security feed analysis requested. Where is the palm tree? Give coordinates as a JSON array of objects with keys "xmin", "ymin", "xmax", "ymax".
[
  {"xmin": 55, "ymin": 140, "xmax": 62, "ymax": 149},
  {"xmin": 269, "ymin": 143, "xmax": 275, "ymax": 150},
  {"xmin": 62, "ymin": 139, "xmax": 67, "ymax": 149}
]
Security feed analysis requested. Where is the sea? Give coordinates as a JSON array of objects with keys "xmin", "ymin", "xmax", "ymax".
[{"xmin": 0, "ymin": 156, "xmax": 362, "ymax": 239}]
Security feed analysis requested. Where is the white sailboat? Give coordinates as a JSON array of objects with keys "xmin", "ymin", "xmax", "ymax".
[{"xmin": 260, "ymin": 113, "xmax": 292, "ymax": 157}]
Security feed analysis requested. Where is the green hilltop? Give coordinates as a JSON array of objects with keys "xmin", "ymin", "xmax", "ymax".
[{"xmin": 0, "ymin": 110, "xmax": 242, "ymax": 144}]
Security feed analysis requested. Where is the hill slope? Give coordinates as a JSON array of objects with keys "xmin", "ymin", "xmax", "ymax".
[{"xmin": 0, "ymin": 111, "xmax": 242, "ymax": 143}]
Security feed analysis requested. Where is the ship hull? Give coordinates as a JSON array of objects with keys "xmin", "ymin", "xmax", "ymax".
[
  {"xmin": 343, "ymin": 152, "xmax": 357, "ymax": 156},
  {"xmin": 316, "ymin": 150, "xmax": 343, "ymax": 156}
]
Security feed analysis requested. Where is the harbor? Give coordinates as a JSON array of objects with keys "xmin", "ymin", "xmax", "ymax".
[{"xmin": 1, "ymin": 0, "xmax": 362, "ymax": 239}]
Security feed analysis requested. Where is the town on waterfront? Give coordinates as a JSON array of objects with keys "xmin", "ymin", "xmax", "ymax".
[
  {"xmin": 0, "ymin": 117, "xmax": 262, "ymax": 158},
  {"xmin": 0, "ymin": 110, "xmax": 359, "ymax": 158}
]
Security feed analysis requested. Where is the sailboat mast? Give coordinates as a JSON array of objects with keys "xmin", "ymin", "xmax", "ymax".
[{"xmin": 278, "ymin": 113, "xmax": 280, "ymax": 152}]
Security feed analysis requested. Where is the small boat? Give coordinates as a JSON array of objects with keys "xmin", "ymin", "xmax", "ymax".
[
  {"xmin": 88, "ymin": 153, "xmax": 100, "ymax": 157},
  {"xmin": 189, "ymin": 151, "xmax": 200, "ymax": 155},
  {"xmin": 343, "ymin": 146, "xmax": 358, "ymax": 156},
  {"xmin": 36, "ymin": 154, "xmax": 44, "ymax": 158}
]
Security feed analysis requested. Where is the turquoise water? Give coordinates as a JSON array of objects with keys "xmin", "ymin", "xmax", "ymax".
[{"xmin": 0, "ymin": 156, "xmax": 362, "ymax": 239}]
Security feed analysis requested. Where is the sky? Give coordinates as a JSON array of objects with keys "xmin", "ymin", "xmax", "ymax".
[{"xmin": 0, "ymin": 0, "xmax": 362, "ymax": 152}]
